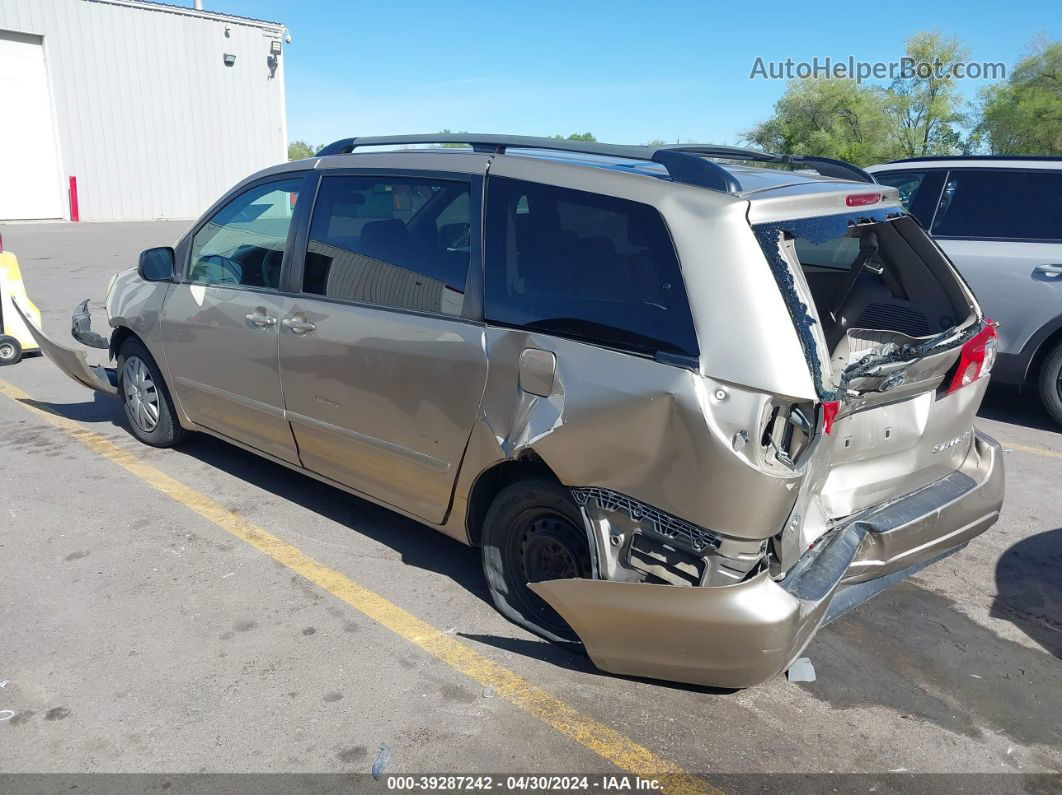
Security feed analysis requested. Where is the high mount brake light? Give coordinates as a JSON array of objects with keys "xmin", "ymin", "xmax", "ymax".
[
  {"xmin": 945, "ymin": 320, "xmax": 998, "ymax": 395},
  {"xmin": 845, "ymin": 193, "xmax": 883, "ymax": 207}
]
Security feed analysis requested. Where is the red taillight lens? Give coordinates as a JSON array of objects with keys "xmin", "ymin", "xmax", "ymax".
[
  {"xmin": 845, "ymin": 193, "xmax": 882, "ymax": 207},
  {"xmin": 821, "ymin": 400, "xmax": 840, "ymax": 434},
  {"xmin": 945, "ymin": 320, "xmax": 998, "ymax": 395}
]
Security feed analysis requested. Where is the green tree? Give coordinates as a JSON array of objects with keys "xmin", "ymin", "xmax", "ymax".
[
  {"xmin": 553, "ymin": 132, "xmax": 597, "ymax": 142},
  {"xmin": 743, "ymin": 78, "xmax": 902, "ymax": 166},
  {"xmin": 287, "ymin": 140, "xmax": 316, "ymax": 160},
  {"xmin": 976, "ymin": 39, "xmax": 1062, "ymax": 154},
  {"xmin": 437, "ymin": 129, "xmax": 469, "ymax": 147},
  {"xmin": 884, "ymin": 31, "xmax": 969, "ymax": 158}
]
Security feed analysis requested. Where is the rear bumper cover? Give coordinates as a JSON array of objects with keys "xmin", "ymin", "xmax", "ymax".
[{"xmin": 531, "ymin": 430, "xmax": 1003, "ymax": 688}]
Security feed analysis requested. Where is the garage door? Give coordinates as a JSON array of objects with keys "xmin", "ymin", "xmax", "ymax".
[{"xmin": 0, "ymin": 30, "xmax": 64, "ymax": 220}]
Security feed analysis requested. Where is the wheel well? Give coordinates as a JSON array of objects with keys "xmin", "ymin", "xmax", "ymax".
[
  {"xmin": 1030, "ymin": 325, "xmax": 1062, "ymax": 385},
  {"xmin": 465, "ymin": 453, "xmax": 559, "ymax": 547},
  {"xmin": 109, "ymin": 325, "xmax": 137, "ymax": 360}
]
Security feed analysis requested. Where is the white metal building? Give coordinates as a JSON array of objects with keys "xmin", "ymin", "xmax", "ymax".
[{"xmin": 0, "ymin": 0, "xmax": 288, "ymax": 221}]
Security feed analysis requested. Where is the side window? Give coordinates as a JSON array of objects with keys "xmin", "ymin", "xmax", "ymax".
[
  {"xmin": 932, "ymin": 170, "xmax": 1062, "ymax": 241},
  {"xmin": 189, "ymin": 178, "xmax": 302, "ymax": 288},
  {"xmin": 874, "ymin": 170, "xmax": 945, "ymax": 229},
  {"xmin": 484, "ymin": 176, "xmax": 698, "ymax": 359},
  {"xmin": 303, "ymin": 175, "xmax": 472, "ymax": 316}
]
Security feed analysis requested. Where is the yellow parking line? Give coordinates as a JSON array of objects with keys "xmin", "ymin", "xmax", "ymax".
[
  {"xmin": 1001, "ymin": 440, "xmax": 1062, "ymax": 460},
  {"xmin": 0, "ymin": 378, "xmax": 716, "ymax": 795}
]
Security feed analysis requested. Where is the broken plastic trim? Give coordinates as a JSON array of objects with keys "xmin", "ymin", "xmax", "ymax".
[
  {"xmin": 571, "ymin": 487, "xmax": 721, "ymax": 553},
  {"xmin": 72, "ymin": 299, "xmax": 110, "ymax": 349}
]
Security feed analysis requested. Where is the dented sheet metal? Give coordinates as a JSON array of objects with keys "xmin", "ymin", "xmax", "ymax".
[
  {"xmin": 531, "ymin": 431, "xmax": 1003, "ymax": 688},
  {"xmin": 11, "ymin": 300, "xmax": 117, "ymax": 396}
]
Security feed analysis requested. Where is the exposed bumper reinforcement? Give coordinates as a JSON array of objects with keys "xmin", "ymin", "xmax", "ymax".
[
  {"xmin": 11, "ymin": 299, "xmax": 117, "ymax": 396},
  {"xmin": 531, "ymin": 430, "xmax": 1003, "ymax": 689}
]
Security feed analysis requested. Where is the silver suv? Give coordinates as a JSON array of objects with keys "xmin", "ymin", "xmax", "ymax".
[
  {"xmin": 867, "ymin": 157, "xmax": 1062, "ymax": 425},
  {"xmin": 20, "ymin": 135, "xmax": 1004, "ymax": 688}
]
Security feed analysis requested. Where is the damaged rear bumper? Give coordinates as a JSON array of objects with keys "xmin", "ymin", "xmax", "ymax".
[
  {"xmin": 11, "ymin": 299, "xmax": 117, "ymax": 396},
  {"xmin": 531, "ymin": 430, "xmax": 1003, "ymax": 689}
]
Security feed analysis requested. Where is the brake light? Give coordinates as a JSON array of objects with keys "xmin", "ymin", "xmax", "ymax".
[
  {"xmin": 945, "ymin": 320, "xmax": 998, "ymax": 395},
  {"xmin": 821, "ymin": 400, "xmax": 840, "ymax": 434},
  {"xmin": 845, "ymin": 193, "xmax": 882, "ymax": 207}
]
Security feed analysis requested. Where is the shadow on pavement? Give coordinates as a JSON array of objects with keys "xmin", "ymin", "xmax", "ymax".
[
  {"xmin": 992, "ymin": 527, "xmax": 1062, "ymax": 661},
  {"xmin": 978, "ymin": 384, "xmax": 1060, "ymax": 433}
]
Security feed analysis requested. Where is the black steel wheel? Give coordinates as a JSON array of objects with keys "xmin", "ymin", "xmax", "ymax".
[{"xmin": 481, "ymin": 479, "xmax": 592, "ymax": 642}]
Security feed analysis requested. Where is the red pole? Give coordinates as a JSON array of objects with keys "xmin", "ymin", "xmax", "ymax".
[{"xmin": 69, "ymin": 176, "xmax": 79, "ymax": 222}]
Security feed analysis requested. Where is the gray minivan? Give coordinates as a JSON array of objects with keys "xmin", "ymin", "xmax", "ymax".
[
  {"xmin": 868, "ymin": 157, "xmax": 1062, "ymax": 425},
  {"xmin": 19, "ymin": 136, "xmax": 1004, "ymax": 688}
]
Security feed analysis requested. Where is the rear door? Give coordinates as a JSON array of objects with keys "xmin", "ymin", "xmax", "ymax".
[
  {"xmin": 927, "ymin": 168, "xmax": 1062, "ymax": 358},
  {"xmin": 161, "ymin": 176, "xmax": 308, "ymax": 464},
  {"xmin": 278, "ymin": 171, "xmax": 487, "ymax": 524}
]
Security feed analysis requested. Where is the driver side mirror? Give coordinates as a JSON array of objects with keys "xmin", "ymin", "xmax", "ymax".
[{"xmin": 137, "ymin": 247, "xmax": 175, "ymax": 282}]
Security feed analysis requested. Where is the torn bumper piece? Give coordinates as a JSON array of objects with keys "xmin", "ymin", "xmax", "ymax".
[
  {"xmin": 11, "ymin": 299, "xmax": 117, "ymax": 396},
  {"xmin": 531, "ymin": 431, "xmax": 1003, "ymax": 689}
]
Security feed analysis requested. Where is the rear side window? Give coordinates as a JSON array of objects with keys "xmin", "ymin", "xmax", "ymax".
[
  {"xmin": 303, "ymin": 175, "xmax": 472, "ymax": 316},
  {"xmin": 931, "ymin": 170, "xmax": 1062, "ymax": 241},
  {"xmin": 484, "ymin": 177, "xmax": 698, "ymax": 359},
  {"xmin": 873, "ymin": 170, "xmax": 945, "ymax": 230}
]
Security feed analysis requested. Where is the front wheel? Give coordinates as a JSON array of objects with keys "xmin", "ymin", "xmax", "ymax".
[
  {"xmin": 481, "ymin": 479, "xmax": 593, "ymax": 643},
  {"xmin": 0, "ymin": 335, "xmax": 23, "ymax": 366},
  {"xmin": 117, "ymin": 338, "xmax": 187, "ymax": 447},
  {"xmin": 1039, "ymin": 341, "xmax": 1062, "ymax": 427}
]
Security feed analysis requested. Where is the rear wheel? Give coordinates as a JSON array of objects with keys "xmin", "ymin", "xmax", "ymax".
[
  {"xmin": 117, "ymin": 338, "xmax": 187, "ymax": 447},
  {"xmin": 0, "ymin": 335, "xmax": 23, "ymax": 366},
  {"xmin": 1039, "ymin": 341, "xmax": 1062, "ymax": 427},
  {"xmin": 481, "ymin": 479, "xmax": 592, "ymax": 643}
]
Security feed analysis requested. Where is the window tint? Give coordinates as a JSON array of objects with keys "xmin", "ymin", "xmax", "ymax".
[
  {"xmin": 873, "ymin": 170, "xmax": 945, "ymax": 229},
  {"xmin": 484, "ymin": 176, "xmax": 698, "ymax": 359},
  {"xmin": 189, "ymin": 179, "xmax": 302, "ymax": 288},
  {"xmin": 932, "ymin": 170, "xmax": 1062, "ymax": 240},
  {"xmin": 303, "ymin": 176, "xmax": 471, "ymax": 316}
]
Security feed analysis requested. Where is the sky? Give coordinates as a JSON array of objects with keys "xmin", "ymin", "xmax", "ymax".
[{"xmin": 212, "ymin": 0, "xmax": 1056, "ymax": 149}]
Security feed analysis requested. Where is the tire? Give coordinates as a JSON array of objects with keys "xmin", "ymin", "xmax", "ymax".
[
  {"xmin": 1039, "ymin": 341, "xmax": 1062, "ymax": 428},
  {"xmin": 0, "ymin": 335, "xmax": 23, "ymax": 366},
  {"xmin": 481, "ymin": 478, "xmax": 593, "ymax": 643},
  {"xmin": 116, "ymin": 337, "xmax": 187, "ymax": 447}
]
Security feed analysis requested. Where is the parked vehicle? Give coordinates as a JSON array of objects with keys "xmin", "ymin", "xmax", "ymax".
[
  {"xmin": 867, "ymin": 157, "xmax": 1062, "ymax": 425},
  {"xmin": 19, "ymin": 135, "xmax": 1004, "ymax": 688}
]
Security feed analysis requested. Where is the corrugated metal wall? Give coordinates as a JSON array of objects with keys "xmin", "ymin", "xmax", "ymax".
[{"xmin": 0, "ymin": 0, "xmax": 287, "ymax": 221}]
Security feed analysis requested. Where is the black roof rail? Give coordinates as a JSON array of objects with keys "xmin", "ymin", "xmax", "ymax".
[
  {"xmin": 662, "ymin": 145, "xmax": 877, "ymax": 184},
  {"xmin": 316, "ymin": 134, "xmax": 741, "ymax": 194},
  {"xmin": 887, "ymin": 154, "xmax": 1062, "ymax": 163},
  {"xmin": 314, "ymin": 134, "xmax": 873, "ymax": 192}
]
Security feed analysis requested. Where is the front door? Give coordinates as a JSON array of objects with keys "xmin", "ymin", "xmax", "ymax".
[
  {"xmin": 161, "ymin": 177, "xmax": 307, "ymax": 464},
  {"xmin": 278, "ymin": 172, "xmax": 487, "ymax": 523}
]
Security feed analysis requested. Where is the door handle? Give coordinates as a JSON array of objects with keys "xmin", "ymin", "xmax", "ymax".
[
  {"xmin": 1034, "ymin": 264, "xmax": 1062, "ymax": 276},
  {"xmin": 245, "ymin": 311, "xmax": 277, "ymax": 327},
  {"xmin": 282, "ymin": 317, "xmax": 317, "ymax": 334}
]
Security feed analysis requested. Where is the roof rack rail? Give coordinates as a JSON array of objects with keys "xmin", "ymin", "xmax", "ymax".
[
  {"xmin": 888, "ymin": 154, "xmax": 1062, "ymax": 163},
  {"xmin": 316, "ymin": 134, "xmax": 741, "ymax": 194},
  {"xmin": 314, "ymin": 134, "xmax": 874, "ymax": 192},
  {"xmin": 662, "ymin": 145, "xmax": 876, "ymax": 184}
]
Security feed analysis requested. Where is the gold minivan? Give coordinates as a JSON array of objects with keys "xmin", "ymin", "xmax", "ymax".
[{"xmin": 21, "ymin": 135, "xmax": 1004, "ymax": 688}]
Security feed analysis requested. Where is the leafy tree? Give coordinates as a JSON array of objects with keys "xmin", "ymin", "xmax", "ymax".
[
  {"xmin": 643, "ymin": 138, "xmax": 669, "ymax": 146},
  {"xmin": 743, "ymin": 78, "xmax": 903, "ymax": 166},
  {"xmin": 976, "ymin": 39, "xmax": 1062, "ymax": 154},
  {"xmin": 883, "ymin": 31, "xmax": 969, "ymax": 158},
  {"xmin": 553, "ymin": 132, "xmax": 597, "ymax": 142},
  {"xmin": 287, "ymin": 140, "xmax": 316, "ymax": 161}
]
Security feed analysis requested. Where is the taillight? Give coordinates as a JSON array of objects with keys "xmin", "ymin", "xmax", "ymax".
[
  {"xmin": 821, "ymin": 400, "xmax": 840, "ymax": 434},
  {"xmin": 945, "ymin": 320, "xmax": 998, "ymax": 395},
  {"xmin": 845, "ymin": 193, "xmax": 882, "ymax": 207}
]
